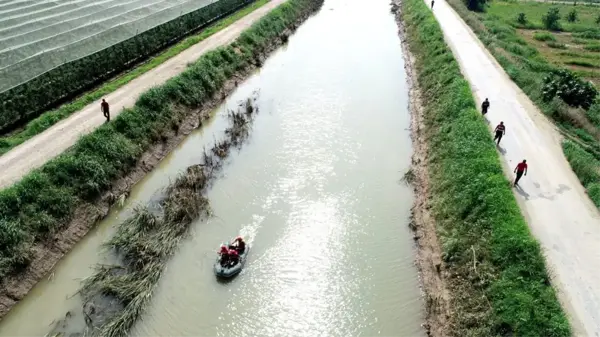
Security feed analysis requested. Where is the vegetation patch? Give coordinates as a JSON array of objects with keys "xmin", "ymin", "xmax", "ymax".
[
  {"xmin": 0, "ymin": 0, "xmax": 271, "ymax": 156},
  {"xmin": 534, "ymin": 31, "xmax": 557, "ymax": 41},
  {"xmin": 0, "ymin": 0, "xmax": 323, "ymax": 313},
  {"xmin": 446, "ymin": 0, "xmax": 600, "ymax": 206},
  {"xmin": 399, "ymin": 0, "xmax": 570, "ymax": 335},
  {"xmin": 47, "ymin": 98, "xmax": 259, "ymax": 337}
]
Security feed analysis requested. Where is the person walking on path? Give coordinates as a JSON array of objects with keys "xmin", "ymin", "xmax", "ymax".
[
  {"xmin": 101, "ymin": 99, "xmax": 110, "ymax": 122},
  {"xmin": 494, "ymin": 121, "xmax": 505, "ymax": 145},
  {"xmin": 481, "ymin": 98, "xmax": 490, "ymax": 115},
  {"xmin": 514, "ymin": 160, "xmax": 528, "ymax": 186},
  {"xmin": 431, "ymin": 0, "xmax": 434, "ymax": 8}
]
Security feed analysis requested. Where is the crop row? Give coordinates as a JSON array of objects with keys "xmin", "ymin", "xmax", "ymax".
[
  {"xmin": 0, "ymin": 0, "xmax": 322, "ymax": 289},
  {"xmin": 0, "ymin": 0, "xmax": 254, "ymax": 134},
  {"xmin": 399, "ymin": 0, "xmax": 570, "ymax": 335}
]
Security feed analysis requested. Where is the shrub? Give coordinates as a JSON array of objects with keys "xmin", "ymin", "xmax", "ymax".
[
  {"xmin": 573, "ymin": 30, "xmax": 600, "ymax": 40},
  {"xmin": 542, "ymin": 69, "xmax": 598, "ymax": 110},
  {"xmin": 584, "ymin": 43, "xmax": 600, "ymax": 52},
  {"xmin": 542, "ymin": 7, "xmax": 562, "ymax": 31},
  {"xmin": 596, "ymin": 13, "xmax": 600, "ymax": 25},
  {"xmin": 566, "ymin": 9, "xmax": 578, "ymax": 23},
  {"xmin": 534, "ymin": 32, "xmax": 556, "ymax": 41},
  {"xmin": 466, "ymin": 0, "xmax": 486, "ymax": 12},
  {"xmin": 517, "ymin": 12, "xmax": 527, "ymax": 25},
  {"xmin": 547, "ymin": 41, "xmax": 567, "ymax": 49}
]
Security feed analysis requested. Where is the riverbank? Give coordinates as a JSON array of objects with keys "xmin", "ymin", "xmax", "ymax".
[
  {"xmin": 0, "ymin": 0, "xmax": 324, "ymax": 319},
  {"xmin": 0, "ymin": 0, "xmax": 269, "ymax": 156},
  {"xmin": 46, "ymin": 97, "xmax": 259, "ymax": 337},
  {"xmin": 393, "ymin": 0, "xmax": 571, "ymax": 335}
]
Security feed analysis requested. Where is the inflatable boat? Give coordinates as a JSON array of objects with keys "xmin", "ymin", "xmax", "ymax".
[{"xmin": 214, "ymin": 244, "xmax": 250, "ymax": 278}]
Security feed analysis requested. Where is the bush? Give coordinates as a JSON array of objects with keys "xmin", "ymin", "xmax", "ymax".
[
  {"xmin": 466, "ymin": 0, "xmax": 486, "ymax": 12},
  {"xmin": 573, "ymin": 30, "xmax": 600, "ymax": 40},
  {"xmin": 566, "ymin": 9, "xmax": 578, "ymax": 23},
  {"xmin": 596, "ymin": 14, "xmax": 600, "ymax": 25},
  {"xmin": 542, "ymin": 7, "xmax": 562, "ymax": 31},
  {"xmin": 547, "ymin": 41, "xmax": 567, "ymax": 49},
  {"xmin": 534, "ymin": 32, "xmax": 556, "ymax": 42},
  {"xmin": 542, "ymin": 69, "xmax": 598, "ymax": 110},
  {"xmin": 517, "ymin": 12, "xmax": 527, "ymax": 25},
  {"xmin": 584, "ymin": 43, "xmax": 600, "ymax": 52}
]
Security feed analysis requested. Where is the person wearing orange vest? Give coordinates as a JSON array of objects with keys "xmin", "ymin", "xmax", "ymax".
[{"xmin": 494, "ymin": 121, "xmax": 505, "ymax": 145}]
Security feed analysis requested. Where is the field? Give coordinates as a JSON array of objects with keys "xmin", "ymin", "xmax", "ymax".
[
  {"xmin": 0, "ymin": 0, "xmax": 214, "ymax": 91},
  {"xmin": 398, "ymin": 0, "xmax": 569, "ymax": 334},
  {"xmin": 0, "ymin": 0, "xmax": 254, "ymax": 134},
  {"xmin": 487, "ymin": 1, "xmax": 600, "ymax": 85},
  {"xmin": 446, "ymin": 0, "xmax": 600, "ymax": 208}
]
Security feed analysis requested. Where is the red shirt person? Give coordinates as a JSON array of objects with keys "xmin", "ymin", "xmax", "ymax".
[{"xmin": 514, "ymin": 160, "xmax": 528, "ymax": 186}]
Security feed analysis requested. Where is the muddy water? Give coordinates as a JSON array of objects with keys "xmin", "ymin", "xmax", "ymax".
[
  {"xmin": 0, "ymin": 0, "xmax": 424, "ymax": 335},
  {"xmin": 132, "ymin": 0, "xmax": 424, "ymax": 335}
]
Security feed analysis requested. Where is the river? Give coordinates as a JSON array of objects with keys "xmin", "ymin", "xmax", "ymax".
[{"xmin": 0, "ymin": 0, "xmax": 424, "ymax": 335}]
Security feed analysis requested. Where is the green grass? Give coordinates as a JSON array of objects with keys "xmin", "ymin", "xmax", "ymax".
[
  {"xmin": 446, "ymin": 0, "xmax": 600, "ymax": 204},
  {"xmin": 0, "ymin": 0, "xmax": 323, "ymax": 281},
  {"xmin": 534, "ymin": 31, "xmax": 557, "ymax": 41},
  {"xmin": 400, "ymin": 0, "xmax": 570, "ymax": 335},
  {"xmin": 0, "ymin": 0, "xmax": 270, "ymax": 156},
  {"xmin": 547, "ymin": 41, "xmax": 567, "ymax": 49},
  {"xmin": 584, "ymin": 43, "xmax": 600, "ymax": 51}
]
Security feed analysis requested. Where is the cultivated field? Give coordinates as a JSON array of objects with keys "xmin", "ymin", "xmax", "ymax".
[{"xmin": 0, "ymin": 0, "xmax": 213, "ymax": 92}]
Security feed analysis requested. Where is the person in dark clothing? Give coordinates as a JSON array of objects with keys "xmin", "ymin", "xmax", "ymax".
[
  {"xmin": 101, "ymin": 99, "xmax": 110, "ymax": 122},
  {"xmin": 514, "ymin": 160, "xmax": 528, "ymax": 186},
  {"xmin": 494, "ymin": 121, "xmax": 505, "ymax": 145},
  {"xmin": 481, "ymin": 98, "xmax": 490, "ymax": 115},
  {"xmin": 431, "ymin": 0, "xmax": 434, "ymax": 8}
]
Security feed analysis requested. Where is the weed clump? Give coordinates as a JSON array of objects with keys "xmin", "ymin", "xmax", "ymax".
[{"xmin": 534, "ymin": 31, "xmax": 556, "ymax": 42}]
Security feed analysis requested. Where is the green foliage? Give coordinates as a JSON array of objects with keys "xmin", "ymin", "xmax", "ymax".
[
  {"xmin": 0, "ymin": 0, "xmax": 255, "ymax": 134},
  {"xmin": 563, "ymin": 141, "xmax": 600, "ymax": 203},
  {"xmin": 0, "ymin": 0, "xmax": 322, "ymax": 280},
  {"xmin": 542, "ymin": 69, "xmax": 598, "ymax": 110},
  {"xmin": 401, "ymin": 0, "xmax": 570, "ymax": 335},
  {"xmin": 566, "ymin": 8, "xmax": 579, "ymax": 23},
  {"xmin": 517, "ymin": 12, "xmax": 528, "ymax": 25},
  {"xmin": 584, "ymin": 43, "xmax": 600, "ymax": 51},
  {"xmin": 466, "ymin": 0, "xmax": 487, "ymax": 12},
  {"xmin": 534, "ymin": 31, "xmax": 556, "ymax": 41},
  {"xmin": 573, "ymin": 30, "xmax": 600, "ymax": 40},
  {"xmin": 596, "ymin": 13, "xmax": 600, "ymax": 24},
  {"xmin": 542, "ymin": 7, "xmax": 562, "ymax": 31},
  {"xmin": 547, "ymin": 41, "xmax": 567, "ymax": 49}
]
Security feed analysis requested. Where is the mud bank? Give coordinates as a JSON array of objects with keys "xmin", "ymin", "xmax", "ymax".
[
  {"xmin": 392, "ymin": 0, "xmax": 570, "ymax": 336},
  {"xmin": 0, "ymin": 0, "xmax": 323, "ymax": 320}
]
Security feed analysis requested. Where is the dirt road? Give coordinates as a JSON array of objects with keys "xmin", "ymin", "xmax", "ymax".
[
  {"xmin": 429, "ymin": 1, "xmax": 600, "ymax": 335},
  {"xmin": 0, "ymin": 0, "xmax": 286, "ymax": 189}
]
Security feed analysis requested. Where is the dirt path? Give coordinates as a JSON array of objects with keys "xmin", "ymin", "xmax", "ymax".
[
  {"xmin": 0, "ymin": 0, "xmax": 286, "ymax": 189},
  {"xmin": 430, "ymin": 1, "xmax": 600, "ymax": 335}
]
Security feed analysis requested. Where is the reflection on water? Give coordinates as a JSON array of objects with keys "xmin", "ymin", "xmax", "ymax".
[{"xmin": 133, "ymin": 0, "xmax": 425, "ymax": 335}]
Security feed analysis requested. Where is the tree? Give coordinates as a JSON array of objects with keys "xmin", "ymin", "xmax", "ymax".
[
  {"xmin": 566, "ymin": 9, "xmax": 578, "ymax": 23},
  {"xmin": 465, "ymin": 0, "xmax": 486, "ymax": 12},
  {"xmin": 542, "ymin": 69, "xmax": 598, "ymax": 110},
  {"xmin": 516, "ymin": 12, "xmax": 527, "ymax": 25},
  {"xmin": 542, "ymin": 7, "xmax": 562, "ymax": 31}
]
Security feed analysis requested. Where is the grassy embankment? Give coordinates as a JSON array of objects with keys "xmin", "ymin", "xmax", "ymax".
[
  {"xmin": 0, "ymin": 0, "xmax": 323, "ymax": 284},
  {"xmin": 401, "ymin": 0, "xmax": 570, "ymax": 335},
  {"xmin": 445, "ymin": 0, "xmax": 600, "ymax": 207},
  {"xmin": 0, "ymin": 0, "xmax": 269, "ymax": 156},
  {"xmin": 74, "ymin": 99, "xmax": 257, "ymax": 337}
]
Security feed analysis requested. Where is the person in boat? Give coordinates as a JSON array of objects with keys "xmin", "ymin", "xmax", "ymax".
[
  {"xmin": 219, "ymin": 245, "xmax": 230, "ymax": 266},
  {"xmin": 228, "ymin": 248, "xmax": 240, "ymax": 267},
  {"xmin": 231, "ymin": 236, "xmax": 246, "ymax": 253}
]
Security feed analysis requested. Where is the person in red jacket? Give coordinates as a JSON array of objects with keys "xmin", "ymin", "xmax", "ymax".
[
  {"xmin": 218, "ymin": 245, "xmax": 230, "ymax": 266},
  {"xmin": 514, "ymin": 160, "xmax": 528, "ymax": 186}
]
